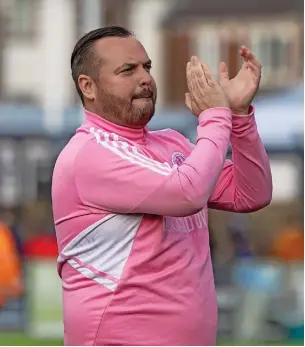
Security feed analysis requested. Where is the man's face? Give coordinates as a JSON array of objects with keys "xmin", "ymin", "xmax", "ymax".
[{"xmin": 90, "ymin": 36, "xmax": 157, "ymax": 127}]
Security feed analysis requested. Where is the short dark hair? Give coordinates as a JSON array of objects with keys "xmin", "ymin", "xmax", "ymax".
[{"xmin": 71, "ymin": 26, "xmax": 133, "ymax": 105}]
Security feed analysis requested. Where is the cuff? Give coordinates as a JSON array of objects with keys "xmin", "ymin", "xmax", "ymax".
[
  {"xmin": 231, "ymin": 105, "xmax": 256, "ymax": 136},
  {"xmin": 198, "ymin": 107, "xmax": 232, "ymax": 124},
  {"xmin": 232, "ymin": 105, "xmax": 255, "ymax": 118}
]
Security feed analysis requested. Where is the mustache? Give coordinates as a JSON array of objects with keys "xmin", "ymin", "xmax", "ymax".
[{"xmin": 133, "ymin": 89, "xmax": 154, "ymax": 99}]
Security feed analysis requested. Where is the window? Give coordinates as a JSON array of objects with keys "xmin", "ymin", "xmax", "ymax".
[
  {"xmin": 8, "ymin": 0, "xmax": 37, "ymax": 39},
  {"xmin": 193, "ymin": 27, "xmax": 220, "ymax": 76},
  {"xmin": 163, "ymin": 29, "xmax": 191, "ymax": 106},
  {"xmin": 250, "ymin": 23, "xmax": 300, "ymax": 88},
  {"xmin": 193, "ymin": 25, "xmax": 248, "ymax": 81}
]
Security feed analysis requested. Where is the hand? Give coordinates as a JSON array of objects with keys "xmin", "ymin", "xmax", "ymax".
[
  {"xmin": 219, "ymin": 46, "xmax": 261, "ymax": 115},
  {"xmin": 185, "ymin": 56, "xmax": 229, "ymax": 117}
]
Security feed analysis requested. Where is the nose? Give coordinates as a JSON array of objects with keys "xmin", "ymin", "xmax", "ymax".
[{"xmin": 138, "ymin": 66, "xmax": 153, "ymax": 87}]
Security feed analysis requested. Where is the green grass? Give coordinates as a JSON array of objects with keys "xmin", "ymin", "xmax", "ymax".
[
  {"xmin": 0, "ymin": 332, "xmax": 62, "ymax": 346},
  {"xmin": 217, "ymin": 340, "xmax": 303, "ymax": 346},
  {"xmin": 0, "ymin": 332, "xmax": 303, "ymax": 346}
]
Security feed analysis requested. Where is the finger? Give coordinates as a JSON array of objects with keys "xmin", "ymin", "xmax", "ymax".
[
  {"xmin": 185, "ymin": 93, "xmax": 192, "ymax": 110},
  {"xmin": 201, "ymin": 64, "xmax": 216, "ymax": 87},
  {"xmin": 187, "ymin": 59, "xmax": 202, "ymax": 102},
  {"xmin": 240, "ymin": 61, "xmax": 248, "ymax": 72},
  {"xmin": 200, "ymin": 64, "xmax": 210, "ymax": 84},
  {"xmin": 241, "ymin": 51, "xmax": 261, "ymax": 72},
  {"xmin": 240, "ymin": 46, "xmax": 261, "ymax": 68},
  {"xmin": 186, "ymin": 61, "xmax": 193, "ymax": 93},
  {"xmin": 246, "ymin": 60, "xmax": 260, "ymax": 73},
  {"xmin": 219, "ymin": 62, "xmax": 229, "ymax": 85},
  {"xmin": 189, "ymin": 68, "xmax": 203, "ymax": 102},
  {"xmin": 246, "ymin": 61, "xmax": 261, "ymax": 81},
  {"xmin": 191, "ymin": 56, "xmax": 206, "ymax": 89},
  {"xmin": 192, "ymin": 56, "xmax": 204, "ymax": 78}
]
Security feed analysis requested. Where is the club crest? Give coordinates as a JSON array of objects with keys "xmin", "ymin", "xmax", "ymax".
[{"xmin": 172, "ymin": 152, "xmax": 186, "ymax": 166}]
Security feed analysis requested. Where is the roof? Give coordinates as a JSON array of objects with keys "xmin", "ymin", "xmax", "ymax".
[{"xmin": 162, "ymin": 0, "xmax": 303, "ymax": 28}]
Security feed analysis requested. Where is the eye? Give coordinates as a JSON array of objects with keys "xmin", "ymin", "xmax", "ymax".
[
  {"xmin": 144, "ymin": 64, "xmax": 152, "ymax": 72},
  {"xmin": 122, "ymin": 67, "xmax": 134, "ymax": 74}
]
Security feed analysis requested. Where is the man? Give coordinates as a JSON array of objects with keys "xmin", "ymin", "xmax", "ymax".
[{"xmin": 52, "ymin": 26, "xmax": 272, "ymax": 345}]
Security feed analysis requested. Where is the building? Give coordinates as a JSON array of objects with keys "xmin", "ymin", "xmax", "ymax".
[
  {"xmin": 160, "ymin": 0, "xmax": 304, "ymax": 105},
  {"xmin": 0, "ymin": 0, "xmax": 303, "ymax": 110},
  {"xmin": 0, "ymin": 0, "xmax": 302, "ymax": 214}
]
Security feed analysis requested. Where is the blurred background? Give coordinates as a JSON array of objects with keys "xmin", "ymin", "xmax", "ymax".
[{"xmin": 0, "ymin": 0, "xmax": 303, "ymax": 345}]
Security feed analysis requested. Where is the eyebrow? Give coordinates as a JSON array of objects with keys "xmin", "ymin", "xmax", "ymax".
[{"xmin": 114, "ymin": 59, "xmax": 152, "ymax": 74}]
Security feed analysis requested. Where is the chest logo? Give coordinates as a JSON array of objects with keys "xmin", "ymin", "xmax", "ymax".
[{"xmin": 171, "ymin": 152, "xmax": 186, "ymax": 167}]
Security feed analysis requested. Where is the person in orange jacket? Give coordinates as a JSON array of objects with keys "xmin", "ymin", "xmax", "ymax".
[
  {"xmin": 0, "ymin": 222, "xmax": 22, "ymax": 307},
  {"xmin": 271, "ymin": 214, "xmax": 304, "ymax": 262}
]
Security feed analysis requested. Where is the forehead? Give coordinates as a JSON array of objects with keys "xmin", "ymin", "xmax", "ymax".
[{"xmin": 94, "ymin": 36, "xmax": 150, "ymax": 68}]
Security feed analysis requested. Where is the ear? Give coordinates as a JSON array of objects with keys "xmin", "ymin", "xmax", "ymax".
[{"xmin": 78, "ymin": 74, "xmax": 96, "ymax": 101}]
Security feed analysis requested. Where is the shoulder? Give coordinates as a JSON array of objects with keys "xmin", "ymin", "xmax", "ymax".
[
  {"xmin": 148, "ymin": 128, "xmax": 194, "ymax": 153},
  {"xmin": 73, "ymin": 128, "xmax": 117, "ymax": 165},
  {"xmin": 54, "ymin": 130, "xmax": 94, "ymax": 168},
  {"xmin": 148, "ymin": 128, "xmax": 193, "ymax": 145},
  {"xmin": 73, "ymin": 127, "xmax": 147, "ymax": 176}
]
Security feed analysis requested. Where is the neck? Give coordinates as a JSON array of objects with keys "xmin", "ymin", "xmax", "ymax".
[
  {"xmin": 83, "ymin": 109, "xmax": 148, "ymax": 144},
  {"xmin": 84, "ymin": 105, "xmax": 145, "ymax": 130}
]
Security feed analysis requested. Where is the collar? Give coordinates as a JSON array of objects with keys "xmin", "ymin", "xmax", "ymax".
[{"xmin": 84, "ymin": 109, "xmax": 148, "ymax": 144}]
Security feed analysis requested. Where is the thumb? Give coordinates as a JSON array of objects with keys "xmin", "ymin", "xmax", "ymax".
[
  {"xmin": 219, "ymin": 62, "xmax": 229, "ymax": 85},
  {"xmin": 185, "ymin": 92, "xmax": 192, "ymax": 111}
]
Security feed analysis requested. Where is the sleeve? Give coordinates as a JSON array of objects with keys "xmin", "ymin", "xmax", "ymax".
[
  {"xmin": 208, "ymin": 106, "xmax": 273, "ymax": 212},
  {"xmin": 74, "ymin": 108, "xmax": 232, "ymax": 217}
]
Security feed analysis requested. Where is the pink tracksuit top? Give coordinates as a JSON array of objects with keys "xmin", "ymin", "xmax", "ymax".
[{"xmin": 52, "ymin": 106, "xmax": 272, "ymax": 346}]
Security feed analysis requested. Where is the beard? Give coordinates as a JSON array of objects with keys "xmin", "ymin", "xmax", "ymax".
[{"xmin": 98, "ymin": 88, "xmax": 156, "ymax": 127}]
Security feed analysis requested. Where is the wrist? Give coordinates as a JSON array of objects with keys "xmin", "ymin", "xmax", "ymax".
[{"xmin": 232, "ymin": 106, "xmax": 250, "ymax": 116}]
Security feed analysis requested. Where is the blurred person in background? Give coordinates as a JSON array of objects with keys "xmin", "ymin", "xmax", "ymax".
[
  {"xmin": 0, "ymin": 221, "xmax": 22, "ymax": 308},
  {"xmin": 229, "ymin": 214, "xmax": 253, "ymax": 259},
  {"xmin": 0, "ymin": 207, "xmax": 23, "ymax": 258},
  {"xmin": 270, "ymin": 213, "xmax": 304, "ymax": 262},
  {"xmin": 21, "ymin": 201, "xmax": 58, "ymax": 259},
  {"xmin": 52, "ymin": 26, "xmax": 272, "ymax": 345}
]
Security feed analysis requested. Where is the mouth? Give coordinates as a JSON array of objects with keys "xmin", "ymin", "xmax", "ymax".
[
  {"xmin": 133, "ymin": 91, "xmax": 153, "ymax": 100},
  {"xmin": 134, "ymin": 97, "xmax": 152, "ymax": 102}
]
